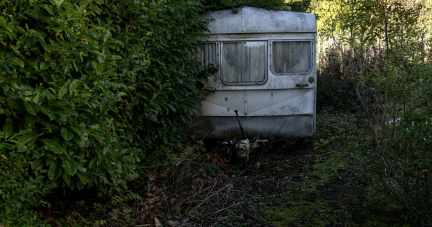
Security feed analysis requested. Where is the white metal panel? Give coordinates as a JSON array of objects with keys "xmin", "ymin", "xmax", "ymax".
[
  {"xmin": 199, "ymin": 89, "xmax": 313, "ymax": 117},
  {"xmin": 246, "ymin": 89, "xmax": 314, "ymax": 116},
  {"xmin": 205, "ymin": 9, "xmax": 243, "ymax": 34},
  {"xmin": 199, "ymin": 91, "xmax": 246, "ymax": 116},
  {"xmin": 204, "ymin": 7, "xmax": 317, "ymax": 34},
  {"xmin": 204, "ymin": 33, "xmax": 316, "ymax": 40}
]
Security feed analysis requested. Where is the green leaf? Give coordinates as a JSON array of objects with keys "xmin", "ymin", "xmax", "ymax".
[
  {"xmin": 49, "ymin": 100, "xmax": 68, "ymax": 107},
  {"xmin": 40, "ymin": 106, "xmax": 55, "ymax": 120},
  {"xmin": 167, "ymin": 103, "xmax": 177, "ymax": 112},
  {"xmin": 25, "ymin": 113, "xmax": 38, "ymax": 126},
  {"xmin": 88, "ymin": 50, "xmax": 103, "ymax": 57},
  {"xmin": 89, "ymin": 158, "xmax": 97, "ymax": 169},
  {"xmin": 69, "ymin": 79, "xmax": 80, "ymax": 94},
  {"xmin": 41, "ymin": 138, "xmax": 65, "ymax": 154},
  {"xmin": 61, "ymin": 106, "xmax": 78, "ymax": 116},
  {"xmin": 33, "ymin": 87, "xmax": 45, "ymax": 103},
  {"xmin": 32, "ymin": 158, "xmax": 46, "ymax": 171},
  {"xmin": 61, "ymin": 127, "xmax": 73, "ymax": 141},
  {"xmin": 43, "ymin": 5, "xmax": 54, "ymax": 15},
  {"xmin": 40, "ymin": 118, "xmax": 52, "ymax": 131},
  {"xmin": 95, "ymin": 63, "xmax": 105, "ymax": 75},
  {"xmin": 92, "ymin": 172, "xmax": 107, "ymax": 184},
  {"xmin": 54, "ymin": 0, "xmax": 65, "ymax": 7},
  {"xmin": 0, "ymin": 143, "xmax": 15, "ymax": 150},
  {"xmin": 126, "ymin": 128, "xmax": 134, "ymax": 143},
  {"xmin": 48, "ymin": 161, "xmax": 62, "ymax": 181},
  {"xmin": 62, "ymin": 159, "xmax": 77, "ymax": 176},
  {"xmin": 69, "ymin": 123, "xmax": 88, "ymax": 141},
  {"xmin": 24, "ymin": 102, "xmax": 40, "ymax": 115},
  {"xmin": 3, "ymin": 117, "xmax": 13, "ymax": 138},
  {"xmin": 9, "ymin": 56, "xmax": 24, "ymax": 67},
  {"xmin": 17, "ymin": 135, "xmax": 35, "ymax": 147},
  {"xmin": 45, "ymin": 90, "xmax": 56, "ymax": 102},
  {"xmin": 76, "ymin": 178, "xmax": 84, "ymax": 190},
  {"xmin": 102, "ymin": 144, "xmax": 111, "ymax": 154},
  {"xmin": 100, "ymin": 97, "xmax": 108, "ymax": 113},
  {"xmin": 76, "ymin": 162, "xmax": 86, "ymax": 172},
  {"xmin": 76, "ymin": 172, "xmax": 90, "ymax": 185},
  {"xmin": 62, "ymin": 170, "xmax": 71, "ymax": 185},
  {"xmin": 104, "ymin": 165, "xmax": 115, "ymax": 175},
  {"xmin": 73, "ymin": 136, "xmax": 86, "ymax": 148},
  {"xmin": 58, "ymin": 87, "xmax": 67, "ymax": 100},
  {"xmin": 116, "ymin": 162, "xmax": 123, "ymax": 173}
]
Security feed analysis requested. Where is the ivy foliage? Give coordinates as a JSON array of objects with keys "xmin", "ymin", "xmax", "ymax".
[{"xmin": 0, "ymin": 0, "xmax": 210, "ymax": 224}]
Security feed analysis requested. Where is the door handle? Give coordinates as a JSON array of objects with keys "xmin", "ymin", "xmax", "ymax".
[{"xmin": 296, "ymin": 84, "xmax": 309, "ymax": 88}]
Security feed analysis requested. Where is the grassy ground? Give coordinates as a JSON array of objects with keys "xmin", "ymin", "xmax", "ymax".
[
  {"xmin": 42, "ymin": 112, "xmax": 416, "ymax": 226},
  {"xmin": 181, "ymin": 111, "xmax": 415, "ymax": 227}
]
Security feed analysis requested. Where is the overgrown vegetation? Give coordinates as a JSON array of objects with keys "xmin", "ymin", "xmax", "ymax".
[
  {"xmin": 313, "ymin": 0, "xmax": 432, "ymax": 225},
  {"xmin": 0, "ymin": 0, "xmax": 211, "ymax": 225},
  {"xmin": 1, "ymin": 0, "xmax": 431, "ymax": 226}
]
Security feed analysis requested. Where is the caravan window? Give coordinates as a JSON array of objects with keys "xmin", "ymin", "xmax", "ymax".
[
  {"xmin": 272, "ymin": 41, "xmax": 312, "ymax": 74},
  {"xmin": 197, "ymin": 43, "xmax": 217, "ymax": 69},
  {"xmin": 221, "ymin": 41, "xmax": 267, "ymax": 84}
]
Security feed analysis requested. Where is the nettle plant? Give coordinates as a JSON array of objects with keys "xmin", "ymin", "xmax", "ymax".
[{"xmin": 0, "ymin": 0, "xmax": 210, "ymax": 224}]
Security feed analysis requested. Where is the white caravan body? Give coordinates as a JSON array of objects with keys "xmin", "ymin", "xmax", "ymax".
[{"xmin": 191, "ymin": 7, "xmax": 317, "ymax": 139}]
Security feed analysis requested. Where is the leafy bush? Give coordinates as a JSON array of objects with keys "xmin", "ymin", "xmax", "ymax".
[
  {"xmin": 363, "ymin": 62, "xmax": 432, "ymax": 225},
  {"xmin": 324, "ymin": 0, "xmax": 432, "ymax": 224},
  {"xmin": 316, "ymin": 46, "xmax": 358, "ymax": 112},
  {"xmin": 0, "ymin": 0, "xmax": 210, "ymax": 224},
  {"xmin": 315, "ymin": 0, "xmax": 432, "ymax": 224}
]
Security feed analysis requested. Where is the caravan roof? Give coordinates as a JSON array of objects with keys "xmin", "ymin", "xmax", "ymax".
[{"xmin": 204, "ymin": 6, "xmax": 317, "ymax": 34}]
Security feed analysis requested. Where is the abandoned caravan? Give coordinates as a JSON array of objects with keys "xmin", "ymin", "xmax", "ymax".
[{"xmin": 190, "ymin": 7, "xmax": 317, "ymax": 139}]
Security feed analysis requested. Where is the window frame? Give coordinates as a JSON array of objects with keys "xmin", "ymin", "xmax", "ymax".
[
  {"xmin": 220, "ymin": 40, "xmax": 268, "ymax": 86},
  {"xmin": 270, "ymin": 39, "xmax": 314, "ymax": 76},
  {"xmin": 197, "ymin": 42, "xmax": 219, "ymax": 72}
]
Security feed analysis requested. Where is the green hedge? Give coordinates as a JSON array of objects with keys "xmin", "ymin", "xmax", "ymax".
[{"xmin": 0, "ymin": 0, "xmax": 210, "ymax": 224}]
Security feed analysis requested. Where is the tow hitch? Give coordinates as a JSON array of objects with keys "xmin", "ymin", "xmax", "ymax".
[{"xmin": 220, "ymin": 110, "xmax": 268, "ymax": 163}]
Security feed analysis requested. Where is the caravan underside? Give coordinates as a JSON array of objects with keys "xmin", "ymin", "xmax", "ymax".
[{"xmin": 190, "ymin": 114, "xmax": 314, "ymax": 139}]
